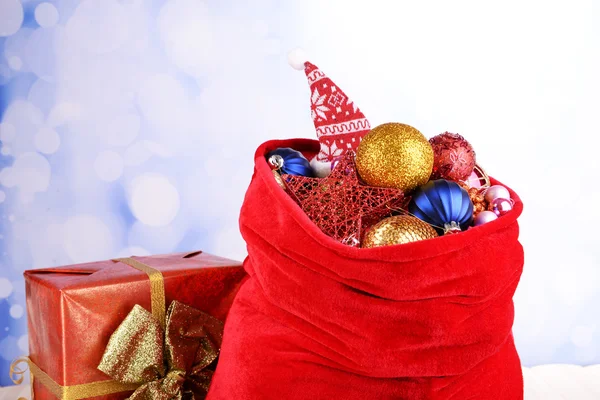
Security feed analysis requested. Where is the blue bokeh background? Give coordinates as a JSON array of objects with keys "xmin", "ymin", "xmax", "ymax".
[{"xmin": 1, "ymin": 0, "xmax": 599, "ymax": 386}]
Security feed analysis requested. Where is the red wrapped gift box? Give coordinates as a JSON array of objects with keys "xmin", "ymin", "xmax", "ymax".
[{"xmin": 20, "ymin": 250, "xmax": 246, "ymax": 400}]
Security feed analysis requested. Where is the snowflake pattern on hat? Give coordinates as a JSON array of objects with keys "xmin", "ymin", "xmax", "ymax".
[{"xmin": 303, "ymin": 62, "xmax": 371, "ymax": 162}]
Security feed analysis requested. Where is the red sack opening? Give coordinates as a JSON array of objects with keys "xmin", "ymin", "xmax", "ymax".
[{"xmin": 208, "ymin": 139, "xmax": 524, "ymax": 400}]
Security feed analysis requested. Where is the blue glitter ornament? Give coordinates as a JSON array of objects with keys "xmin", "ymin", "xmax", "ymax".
[
  {"xmin": 266, "ymin": 148, "xmax": 314, "ymax": 177},
  {"xmin": 409, "ymin": 179, "xmax": 473, "ymax": 234}
]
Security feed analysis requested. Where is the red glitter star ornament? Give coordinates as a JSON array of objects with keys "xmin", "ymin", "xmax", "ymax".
[{"xmin": 283, "ymin": 151, "xmax": 407, "ymax": 247}]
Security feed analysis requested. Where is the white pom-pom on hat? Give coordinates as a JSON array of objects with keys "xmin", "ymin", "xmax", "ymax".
[
  {"xmin": 310, "ymin": 157, "xmax": 332, "ymax": 178},
  {"xmin": 288, "ymin": 48, "xmax": 308, "ymax": 70}
]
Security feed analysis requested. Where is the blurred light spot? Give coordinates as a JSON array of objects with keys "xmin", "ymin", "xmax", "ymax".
[
  {"xmin": 35, "ymin": 2, "xmax": 60, "ymax": 28},
  {"xmin": 65, "ymin": 0, "xmax": 130, "ymax": 54},
  {"xmin": 0, "ymin": 336, "xmax": 21, "ymax": 362},
  {"xmin": 105, "ymin": 114, "xmax": 140, "ymax": 147},
  {"xmin": 12, "ymin": 220, "xmax": 32, "ymax": 240},
  {"xmin": 47, "ymin": 102, "xmax": 85, "ymax": 127},
  {"xmin": 34, "ymin": 127, "xmax": 61, "ymax": 154},
  {"xmin": 0, "ymin": 278, "xmax": 13, "ymax": 298},
  {"xmin": 123, "ymin": 140, "xmax": 171, "ymax": 166},
  {"xmin": 2, "ymin": 100, "xmax": 44, "ymax": 140},
  {"xmin": 137, "ymin": 73, "xmax": 190, "ymax": 132},
  {"xmin": 19, "ymin": 193, "xmax": 34, "ymax": 204},
  {"xmin": 117, "ymin": 246, "xmax": 151, "ymax": 258},
  {"xmin": 144, "ymin": 140, "xmax": 172, "ymax": 158},
  {"xmin": 129, "ymin": 173, "xmax": 180, "ymax": 226},
  {"xmin": 0, "ymin": 152, "xmax": 51, "ymax": 195},
  {"xmin": 7, "ymin": 55, "xmax": 22, "ymax": 70},
  {"xmin": 18, "ymin": 335, "xmax": 28, "ymax": 353},
  {"xmin": 571, "ymin": 325, "xmax": 594, "ymax": 348},
  {"xmin": 64, "ymin": 215, "xmax": 115, "ymax": 263},
  {"xmin": 24, "ymin": 27, "xmax": 58, "ymax": 81},
  {"xmin": 0, "ymin": 0, "xmax": 24, "ymax": 37},
  {"xmin": 0, "ymin": 191, "xmax": 5, "ymax": 203},
  {"xmin": 8, "ymin": 215, "xmax": 15, "ymax": 222},
  {"xmin": 128, "ymin": 222, "xmax": 183, "ymax": 254},
  {"xmin": 3, "ymin": 27, "xmax": 32, "ymax": 62},
  {"xmin": 124, "ymin": 142, "xmax": 153, "ymax": 166},
  {"xmin": 0, "ymin": 65, "xmax": 10, "ymax": 85},
  {"xmin": 158, "ymin": 0, "xmax": 214, "ymax": 76},
  {"xmin": 9, "ymin": 304, "xmax": 23, "ymax": 319},
  {"xmin": 0, "ymin": 123, "xmax": 16, "ymax": 143},
  {"xmin": 0, "ymin": 147, "xmax": 11, "ymax": 156},
  {"xmin": 94, "ymin": 151, "xmax": 124, "ymax": 182},
  {"xmin": 553, "ymin": 261, "xmax": 599, "ymax": 306},
  {"xmin": 213, "ymin": 226, "xmax": 246, "ymax": 262},
  {"xmin": 28, "ymin": 79, "xmax": 56, "ymax": 112}
]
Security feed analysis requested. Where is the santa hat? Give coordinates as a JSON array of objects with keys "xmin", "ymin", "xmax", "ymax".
[{"xmin": 288, "ymin": 49, "xmax": 371, "ymax": 163}]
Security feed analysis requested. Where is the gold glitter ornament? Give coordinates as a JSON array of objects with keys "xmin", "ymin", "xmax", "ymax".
[
  {"xmin": 356, "ymin": 123, "xmax": 434, "ymax": 192},
  {"xmin": 272, "ymin": 169, "xmax": 287, "ymax": 190},
  {"xmin": 362, "ymin": 215, "xmax": 438, "ymax": 248}
]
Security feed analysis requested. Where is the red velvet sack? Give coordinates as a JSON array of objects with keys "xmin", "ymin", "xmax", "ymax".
[{"xmin": 207, "ymin": 139, "xmax": 525, "ymax": 400}]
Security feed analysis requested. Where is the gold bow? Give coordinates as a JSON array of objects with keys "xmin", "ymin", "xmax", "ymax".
[{"xmin": 98, "ymin": 300, "xmax": 223, "ymax": 400}]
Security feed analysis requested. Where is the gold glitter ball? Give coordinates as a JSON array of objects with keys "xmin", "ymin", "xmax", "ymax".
[
  {"xmin": 362, "ymin": 215, "xmax": 438, "ymax": 248},
  {"xmin": 356, "ymin": 122, "xmax": 434, "ymax": 192},
  {"xmin": 272, "ymin": 170, "xmax": 287, "ymax": 190}
]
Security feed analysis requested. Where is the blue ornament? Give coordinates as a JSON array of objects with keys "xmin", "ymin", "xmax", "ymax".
[
  {"xmin": 408, "ymin": 179, "xmax": 473, "ymax": 234},
  {"xmin": 266, "ymin": 148, "xmax": 314, "ymax": 177}
]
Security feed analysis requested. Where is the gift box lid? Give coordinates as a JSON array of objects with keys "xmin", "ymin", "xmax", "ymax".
[{"xmin": 24, "ymin": 250, "xmax": 242, "ymax": 290}]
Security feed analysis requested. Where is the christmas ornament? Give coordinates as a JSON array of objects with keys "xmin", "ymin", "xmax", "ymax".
[
  {"xmin": 484, "ymin": 185, "xmax": 511, "ymax": 203},
  {"xmin": 272, "ymin": 170, "xmax": 287, "ymax": 190},
  {"xmin": 474, "ymin": 210, "xmax": 498, "ymax": 226},
  {"xmin": 356, "ymin": 123, "xmax": 434, "ymax": 192},
  {"xmin": 460, "ymin": 183, "xmax": 487, "ymax": 218},
  {"xmin": 429, "ymin": 132, "xmax": 476, "ymax": 182},
  {"xmin": 266, "ymin": 148, "xmax": 314, "ymax": 177},
  {"xmin": 409, "ymin": 179, "xmax": 473, "ymax": 234},
  {"xmin": 283, "ymin": 151, "xmax": 406, "ymax": 247},
  {"xmin": 289, "ymin": 48, "xmax": 370, "ymax": 162},
  {"xmin": 362, "ymin": 215, "xmax": 438, "ymax": 248},
  {"xmin": 466, "ymin": 164, "xmax": 491, "ymax": 188},
  {"xmin": 488, "ymin": 198, "xmax": 513, "ymax": 216}
]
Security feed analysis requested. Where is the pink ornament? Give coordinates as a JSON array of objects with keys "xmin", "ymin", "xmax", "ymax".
[
  {"xmin": 466, "ymin": 170, "xmax": 482, "ymax": 188},
  {"xmin": 474, "ymin": 210, "xmax": 498, "ymax": 226},
  {"xmin": 484, "ymin": 185, "xmax": 510, "ymax": 203},
  {"xmin": 488, "ymin": 198, "xmax": 513, "ymax": 216},
  {"xmin": 429, "ymin": 132, "xmax": 476, "ymax": 182}
]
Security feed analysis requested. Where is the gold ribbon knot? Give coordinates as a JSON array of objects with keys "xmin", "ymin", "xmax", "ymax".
[{"xmin": 98, "ymin": 300, "xmax": 223, "ymax": 400}]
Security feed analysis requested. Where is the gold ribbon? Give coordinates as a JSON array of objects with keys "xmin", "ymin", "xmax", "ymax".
[
  {"xmin": 9, "ymin": 257, "xmax": 221, "ymax": 400},
  {"xmin": 10, "ymin": 357, "xmax": 138, "ymax": 400},
  {"xmin": 113, "ymin": 257, "xmax": 166, "ymax": 329}
]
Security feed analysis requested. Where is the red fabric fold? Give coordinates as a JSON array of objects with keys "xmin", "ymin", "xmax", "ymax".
[{"xmin": 207, "ymin": 139, "xmax": 524, "ymax": 400}]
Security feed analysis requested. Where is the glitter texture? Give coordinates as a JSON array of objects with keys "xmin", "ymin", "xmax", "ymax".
[
  {"xmin": 362, "ymin": 215, "xmax": 438, "ymax": 248},
  {"xmin": 98, "ymin": 305, "xmax": 165, "ymax": 384},
  {"xmin": 99, "ymin": 300, "xmax": 224, "ymax": 399},
  {"xmin": 356, "ymin": 123, "xmax": 434, "ymax": 192},
  {"xmin": 284, "ymin": 151, "xmax": 406, "ymax": 247},
  {"xmin": 272, "ymin": 170, "xmax": 287, "ymax": 190}
]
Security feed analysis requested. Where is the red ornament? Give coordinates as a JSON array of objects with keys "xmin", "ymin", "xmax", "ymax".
[
  {"xmin": 283, "ymin": 151, "xmax": 406, "ymax": 247},
  {"xmin": 429, "ymin": 132, "xmax": 476, "ymax": 182}
]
